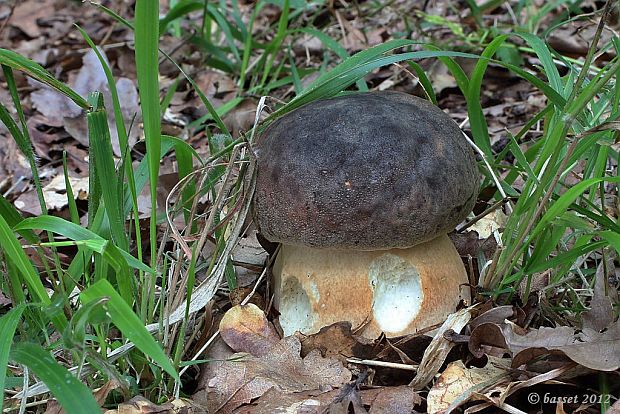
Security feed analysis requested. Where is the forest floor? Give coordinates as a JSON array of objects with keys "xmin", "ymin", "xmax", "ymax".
[{"xmin": 1, "ymin": 0, "xmax": 619, "ymax": 413}]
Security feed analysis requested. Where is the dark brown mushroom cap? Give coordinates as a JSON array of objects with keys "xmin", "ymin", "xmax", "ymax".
[{"xmin": 253, "ymin": 91, "xmax": 479, "ymax": 250}]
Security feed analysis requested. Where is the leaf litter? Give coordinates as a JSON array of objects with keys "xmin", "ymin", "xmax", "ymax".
[
  {"xmin": 1, "ymin": 0, "xmax": 620, "ymax": 413},
  {"xmin": 30, "ymin": 48, "xmax": 141, "ymax": 156},
  {"xmin": 202, "ymin": 335, "xmax": 352, "ymax": 413}
]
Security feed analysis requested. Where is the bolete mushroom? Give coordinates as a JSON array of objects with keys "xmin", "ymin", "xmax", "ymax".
[{"xmin": 253, "ymin": 91, "xmax": 478, "ymax": 339}]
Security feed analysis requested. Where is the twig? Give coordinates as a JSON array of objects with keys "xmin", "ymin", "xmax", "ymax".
[
  {"xmin": 177, "ymin": 331, "xmax": 221, "ymax": 392},
  {"xmin": 346, "ymin": 357, "xmax": 418, "ymax": 371}
]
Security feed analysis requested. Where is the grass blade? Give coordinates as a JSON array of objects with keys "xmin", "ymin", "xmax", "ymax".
[
  {"xmin": 296, "ymin": 27, "xmax": 367, "ymax": 91},
  {"xmin": 0, "ymin": 214, "xmax": 50, "ymax": 306},
  {"xmin": 62, "ymin": 153, "xmax": 80, "ymax": 225},
  {"xmin": 76, "ymin": 25, "xmax": 140, "ymax": 234},
  {"xmin": 10, "ymin": 343, "xmax": 100, "ymax": 414},
  {"xmin": 87, "ymin": 92, "xmax": 128, "ymax": 252},
  {"xmin": 0, "ymin": 304, "xmax": 26, "ymax": 412},
  {"xmin": 0, "ymin": 96, "xmax": 47, "ymax": 215},
  {"xmin": 599, "ymin": 231, "xmax": 620, "ymax": 257},
  {"xmin": 80, "ymin": 280, "xmax": 179, "ymax": 380},
  {"xmin": 466, "ymin": 34, "xmax": 508, "ymax": 157},
  {"xmin": 135, "ymin": 0, "xmax": 161, "ymax": 289},
  {"xmin": 92, "ymin": 2, "xmax": 231, "ymax": 136},
  {"xmin": 260, "ymin": 0, "xmax": 289, "ymax": 86},
  {"xmin": 407, "ymin": 61, "xmax": 437, "ymax": 104},
  {"xmin": 0, "ymin": 50, "xmax": 89, "ymax": 109},
  {"xmin": 272, "ymin": 48, "xmax": 480, "ymax": 120},
  {"xmin": 511, "ymin": 32, "xmax": 563, "ymax": 93},
  {"xmin": 14, "ymin": 216, "xmax": 155, "ymax": 276},
  {"xmin": 0, "ymin": 194, "xmax": 38, "ymax": 243}
]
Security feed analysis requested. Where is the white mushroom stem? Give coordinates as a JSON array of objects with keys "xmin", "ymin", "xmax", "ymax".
[{"xmin": 272, "ymin": 234, "xmax": 471, "ymax": 339}]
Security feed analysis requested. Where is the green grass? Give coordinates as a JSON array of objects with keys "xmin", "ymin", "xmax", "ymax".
[{"xmin": 1, "ymin": 0, "xmax": 619, "ymax": 411}]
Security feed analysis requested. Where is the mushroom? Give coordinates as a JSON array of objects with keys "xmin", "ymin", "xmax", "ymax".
[{"xmin": 253, "ymin": 91, "xmax": 478, "ymax": 339}]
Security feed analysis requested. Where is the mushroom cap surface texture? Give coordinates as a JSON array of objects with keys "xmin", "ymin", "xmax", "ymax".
[{"xmin": 254, "ymin": 91, "xmax": 479, "ymax": 250}]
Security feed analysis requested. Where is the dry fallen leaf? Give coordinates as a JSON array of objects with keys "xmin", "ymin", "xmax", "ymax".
[
  {"xmin": 0, "ymin": 291, "xmax": 11, "ymax": 307},
  {"xmin": 30, "ymin": 81, "xmax": 81, "ymax": 122},
  {"xmin": 231, "ymin": 229, "xmax": 268, "ymax": 287},
  {"xmin": 93, "ymin": 379, "xmax": 123, "ymax": 406},
  {"xmin": 338, "ymin": 17, "xmax": 384, "ymax": 52},
  {"xmin": 222, "ymin": 98, "xmax": 262, "ymax": 138},
  {"xmin": 327, "ymin": 382, "xmax": 367, "ymax": 414},
  {"xmin": 426, "ymin": 357, "xmax": 511, "ymax": 414},
  {"xmin": 547, "ymin": 18, "xmax": 614, "ymax": 59},
  {"xmin": 299, "ymin": 321, "xmax": 375, "ymax": 363},
  {"xmin": 581, "ymin": 258, "xmax": 615, "ymax": 332},
  {"xmin": 469, "ymin": 305, "xmax": 514, "ymax": 331},
  {"xmin": 233, "ymin": 386, "xmax": 421, "ymax": 414},
  {"xmin": 30, "ymin": 49, "xmax": 140, "ymax": 156},
  {"xmin": 43, "ymin": 400, "xmax": 64, "ymax": 414},
  {"xmin": 409, "ymin": 307, "xmax": 472, "ymax": 390},
  {"xmin": 233, "ymin": 388, "xmax": 342, "ymax": 414},
  {"xmin": 367, "ymin": 385, "xmax": 421, "ymax": 414},
  {"xmin": 498, "ymin": 363, "xmax": 575, "ymax": 407},
  {"xmin": 468, "ymin": 209, "xmax": 507, "ymax": 240},
  {"xmin": 9, "ymin": 0, "xmax": 56, "ymax": 38},
  {"xmin": 517, "ymin": 270, "xmax": 551, "ymax": 299},
  {"xmin": 469, "ymin": 319, "xmax": 620, "ymax": 371},
  {"xmin": 103, "ymin": 396, "xmax": 205, "ymax": 414},
  {"xmin": 206, "ymin": 336, "xmax": 351, "ymax": 413},
  {"xmin": 219, "ymin": 303, "xmax": 280, "ymax": 357},
  {"xmin": 41, "ymin": 174, "xmax": 89, "ymax": 210},
  {"xmin": 425, "ymin": 60, "xmax": 458, "ymax": 95},
  {"xmin": 2, "ymin": 135, "xmax": 34, "ymax": 182}
]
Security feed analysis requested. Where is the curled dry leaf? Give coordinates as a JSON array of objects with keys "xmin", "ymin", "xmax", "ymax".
[
  {"xmin": 93, "ymin": 379, "xmax": 123, "ymax": 406},
  {"xmin": 427, "ymin": 357, "xmax": 511, "ymax": 414},
  {"xmin": 233, "ymin": 386, "xmax": 421, "ymax": 414},
  {"xmin": 41, "ymin": 174, "xmax": 89, "ymax": 210},
  {"xmin": 0, "ymin": 291, "xmax": 11, "ymax": 307},
  {"xmin": 547, "ymin": 18, "xmax": 614, "ymax": 59},
  {"xmin": 43, "ymin": 400, "xmax": 65, "ymax": 414},
  {"xmin": 219, "ymin": 303, "xmax": 280, "ymax": 357},
  {"xmin": 469, "ymin": 305, "xmax": 515, "ymax": 331},
  {"xmin": 447, "ymin": 230, "xmax": 497, "ymax": 260},
  {"xmin": 469, "ymin": 319, "xmax": 620, "ymax": 371},
  {"xmin": 177, "ymin": 70, "xmax": 237, "ymax": 122},
  {"xmin": 103, "ymin": 396, "xmax": 205, "ymax": 414},
  {"xmin": 298, "ymin": 321, "xmax": 376, "ymax": 363},
  {"xmin": 327, "ymin": 382, "xmax": 367, "ymax": 414},
  {"xmin": 409, "ymin": 307, "xmax": 473, "ymax": 390},
  {"xmin": 233, "ymin": 388, "xmax": 343, "ymax": 414},
  {"xmin": 468, "ymin": 320, "xmax": 517, "ymax": 359},
  {"xmin": 206, "ymin": 336, "xmax": 351, "ymax": 413},
  {"xmin": 497, "ymin": 363, "xmax": 575, "ymax": 406},
  {"xmin": 517, "ymin": 270, "xmax": 551, "ymax": 298},
  {"xmin": 468, "ymin": 209, "xmax": 507, "ymax": 240},
  {"xmin": 2, "ymin": 136, "xmax": 34, "ymax": 183},
  {"xmin": 367, "ymin": 385, "xmax": 421, "ymax": 414},
  {"xmin": 581, "ymin": 258, "xmax": 615, "ymax": 332}
]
